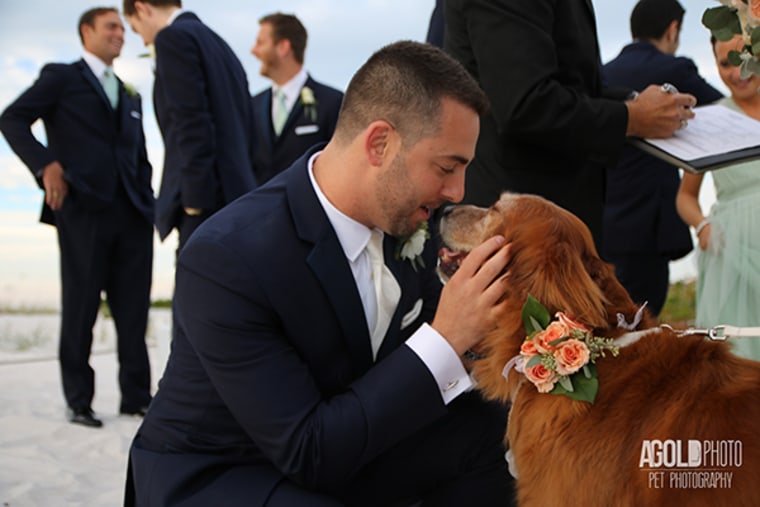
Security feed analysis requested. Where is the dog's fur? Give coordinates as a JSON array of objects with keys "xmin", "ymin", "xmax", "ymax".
[{"xmin": 439, "ymin": 193, "xmax": 760, "ymax": 507}]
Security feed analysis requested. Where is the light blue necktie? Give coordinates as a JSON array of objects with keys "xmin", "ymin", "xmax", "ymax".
[
  {"xmin": 273, "ymin": 89, "xmax": 288, "ymax": 135},
  {"xmin": 103, "ymin": 67, "xmax": 119, "ymax": 109}
]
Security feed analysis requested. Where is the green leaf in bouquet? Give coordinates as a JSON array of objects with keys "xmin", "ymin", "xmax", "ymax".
[
  {"xmin": 702, "ymin": 6, "xmax": 742, "ymax": 41},
  {"xmin": 728, "ymin": 49, "xmax": 745, "ymax": 67},
  {"xmin": 751, "ymin": 26, "xmax": 760, "ymax": 56},
  {"xmin": 551, "ymin": 369, "xmax": 599, "ymax": 404},
  {"xmin": 522, "ymin": 294, "xmax": 551, "ymax": 334},
  {"xmin": 740, "ymin": 56, "xmax": 760, "ymax": 80}
]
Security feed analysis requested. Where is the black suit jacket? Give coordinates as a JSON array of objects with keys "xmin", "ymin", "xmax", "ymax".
[
  {"xmin": 445, "ymin": 0, "xmax": 629, "ymax": 247},
  {"xmin": 153, "ymin": 11, "xmax": 256, "ymax": 239},
  {"xmin": 0, "ymin": 59, "xmax": 153, "ymax": 225},
  {"xmin": 251, "ymin": 76, "xmax": 343, "ymax": 184},
  {"xmin": 131, "ymin": 147, "xmax": 449, "ymax": 503},
  {"xmin": 602, "ymin": 41, "xmax": 723, "ymax": 259}
]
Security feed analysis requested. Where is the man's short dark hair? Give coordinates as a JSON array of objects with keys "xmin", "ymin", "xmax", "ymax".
[
  {"xmin": 259, "ymin": 13, "xmax": 307, "ymax": 65},
  {"xmin": 630, "ymin": 0, "xmax": 685, "ymax": 40},
  {"xmin": 78, "ymin": 7, "xmax": 118, "ymax": 44},
  {"xmin": 122, "ymin": 0, "xmax": 181, "ymax": 17},
  {"xmin": 334, "ymin": 40, "xmax": 489, "ymax": 147}
]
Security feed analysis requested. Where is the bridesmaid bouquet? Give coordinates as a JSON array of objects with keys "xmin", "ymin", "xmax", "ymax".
[{"xmin": 703, "ymin": 0, "xmax": 760, "ymax": 77}]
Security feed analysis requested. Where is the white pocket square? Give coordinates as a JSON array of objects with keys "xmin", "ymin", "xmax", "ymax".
[
  {"xmin": 401, "ymin": 298, "xmax": 423, "ymax": 330},
  {"xmin": 130, "ymin": 110, "xmax": 141, "ymax": 119},
  {"xmin": 295, "ymin": 124, "xmax": 319, "ymax": 136}
]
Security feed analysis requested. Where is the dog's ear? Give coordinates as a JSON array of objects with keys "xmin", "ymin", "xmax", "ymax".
[
  {"xmin": 585, "ymin": 250, "xmax": 648, "ymax": 329},
  {"xmin": 515, "ymin": 240, "xmax": 609, "ymax": 330}
]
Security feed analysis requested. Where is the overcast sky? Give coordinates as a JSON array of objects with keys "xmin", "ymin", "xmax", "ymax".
[{"xmin": 0, "ymin": 0, "xmax": 725, "ymax": 307}]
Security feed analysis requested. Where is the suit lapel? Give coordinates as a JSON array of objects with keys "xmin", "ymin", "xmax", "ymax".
[
  {"xmin": 257, "ymin": 90, "xmax": 275, "ymax": 147},
  {"xmin": 376, "ymin": 236, "xmax": 405, "ymax": 358},
  {"xmin": 287, "ymin": 157, "xmax": 374, "ymax": 372},
  {"xmin": 278, "ymin": 101, "xmax": 304, "ymax": 142}
]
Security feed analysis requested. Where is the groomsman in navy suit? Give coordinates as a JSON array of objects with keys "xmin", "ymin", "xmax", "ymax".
[
  {"xmin": 602, "ymin": 0, "xmax": 722, "ymax": 316},
  {"xmin": 251, "ymin": 13, "xmax": 343, "ymax": 185},
  {"xmin": 123, "ymin": 0, "xmax": 257, "ymax": 249},
  {"xmin": 0, "ymin": 7, "xmax": 154, "ymax": 427}
]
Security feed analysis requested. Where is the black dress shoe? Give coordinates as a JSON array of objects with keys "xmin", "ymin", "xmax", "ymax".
[
  {"xmin": 67, "ymin": 407, "xmax": 103, "ymax": 428},
  {"xmin": 120, "ymin": 406, "xmax": 149, "ymax": 417}
]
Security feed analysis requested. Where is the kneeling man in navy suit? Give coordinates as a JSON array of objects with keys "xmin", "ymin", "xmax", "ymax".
[{"xmin": 126, "ymin": 41, "xmax": 515, "ymax": 506}]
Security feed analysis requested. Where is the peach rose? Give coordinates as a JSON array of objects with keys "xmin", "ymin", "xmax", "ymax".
[
  {"xmin": 533, "ymin": 321, "xmax": 567, "ymax": 353},
  {"xmin": 555, "ymin": 312, "xmax": 589, "ymax": 333},
  {"xmin": 749, "ymin": 0, "xmax": 760, "ymax": 26},
  {"xmin": 520, "ymin": 339, "xmax": 539, "ymax": 356},
  {"xmin": 553, "ymin": 339, "xmax": 590, "ymax": 376},
  {"xmin": 523, "ymin": 362, "xmax": 559, "ymax": 393}
]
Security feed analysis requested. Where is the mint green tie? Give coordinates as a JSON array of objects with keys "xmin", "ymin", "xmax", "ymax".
[
  {"xmin": 103, "ymin": 67, "xmax": 119, "ymax": 109},
  {"xmin": 273, "ymin": 89, "xmax": 288, "ymax": 136}
]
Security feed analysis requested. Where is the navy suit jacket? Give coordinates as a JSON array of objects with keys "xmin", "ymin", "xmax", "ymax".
[
  {"xmin": 0, "ymin": 59, "xmax": 154, "ymax": 225},
  {"xmin": 131, "ymin": 146, "xmax": 448, "ymax": 503},
  {"xmin": 602, "ymin": 41, "xmax": 723, "ymax": 259},
  {"xmin": 251, "ymin": 76, "xmax": 343, "ymax": 185},
  {"xmin": 153, "ymin": 11, "xmax": 256, "ymax": 239},
  {"xmin": 445, "ymin": 0, "xmax": 629, "ymax": 249}
]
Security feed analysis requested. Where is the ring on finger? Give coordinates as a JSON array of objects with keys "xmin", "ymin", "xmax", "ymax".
[{"xmin": 680, "ymin": 119, "xmax": 688, "ymax": 129}]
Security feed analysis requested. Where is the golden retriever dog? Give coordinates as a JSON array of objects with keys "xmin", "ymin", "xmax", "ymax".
[{"xmin": 438, "ymin": 193, "xmax": 760, "ymax": 507}]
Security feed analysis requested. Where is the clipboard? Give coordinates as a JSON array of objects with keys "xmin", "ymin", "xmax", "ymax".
[{"xmin": 628, "ymin": 104, "xmax": 760, "ymax": 174}]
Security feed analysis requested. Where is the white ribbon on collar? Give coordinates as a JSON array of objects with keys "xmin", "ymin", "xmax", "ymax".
[{"xmin": 616, "ymin": 302, "xmax": 648, "ymax": 331}]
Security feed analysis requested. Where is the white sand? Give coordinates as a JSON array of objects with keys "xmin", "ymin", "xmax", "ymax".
[{"xmin": 0, "ymin": 309, "xmax": 172, "ymax": 507}]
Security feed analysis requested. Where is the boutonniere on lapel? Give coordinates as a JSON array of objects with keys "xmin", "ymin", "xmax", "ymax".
[
  {"xmin": 123, "ymin": 82, "xmax": 139, "ymax": 99},
  {"xmin": 395, "ymin": 221, "xmax": 429, "ymax": 272},
  {"xmin": 300, "ymin": 86, "xmax": 318, "ymax": 122}
]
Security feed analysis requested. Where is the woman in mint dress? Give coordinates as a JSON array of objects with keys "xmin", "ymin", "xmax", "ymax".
[{"xmin": 676, "ymin": 35, "xmax": 760, "ymax": 361}]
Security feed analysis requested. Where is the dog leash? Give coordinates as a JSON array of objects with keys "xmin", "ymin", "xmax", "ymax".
[{"xmin": 660, "ymin": 324, "xmax": 760, "ymax": 341}]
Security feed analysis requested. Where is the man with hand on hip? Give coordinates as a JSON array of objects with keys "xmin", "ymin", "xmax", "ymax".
[{"xmin": 0, "ymin": 7, "xmax": 154, "ymax": 427}]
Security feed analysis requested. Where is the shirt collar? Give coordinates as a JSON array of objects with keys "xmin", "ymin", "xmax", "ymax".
[
  {"xmin": 82, "ymin": 50, "xmax": 109, "ymax": 80},
  {"xmin": 307, "ymin": 151, "xmax": 375, "ymax": 263},
  {"xmin": 273, "ymin": 68, "xmax": 309, "ymax": 104},
  {"xmin": 167, "ymin": 8, "xmax": 185, "ymax": 25}
]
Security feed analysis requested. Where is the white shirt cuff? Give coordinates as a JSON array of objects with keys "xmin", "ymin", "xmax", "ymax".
[{"xmin": 406, "ymin": 323, "xmax": 475, "ymax": 405}]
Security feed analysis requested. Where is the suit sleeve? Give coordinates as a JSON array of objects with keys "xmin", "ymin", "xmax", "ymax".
[
  {"xmin": 0, "ymin": 64, "xmax": 65, "ymax": 185},
  {"xmin": 133, "ymin": 95, "xmax": 155, "ymax": 219},
  {"xmin": 174, "ymin": 235, "xmax": 448, "ymax": 492},
  {"xmin": 671, "ymin": 57, "xmax": 724, "ymax": 105},
  {"xmin": 154, "ymin": 28, "xmax": 217, "ymax": 209},
  {"xmin": 446, "ymin": 0, "xmax": 628, "ymax": 163}
]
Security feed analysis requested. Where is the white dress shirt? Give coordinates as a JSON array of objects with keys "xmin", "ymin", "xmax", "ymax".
[
  {"xmin": 82, "ymin": 50, "xmax": 111, "ymax": 90},
  {"xmin": 307, "ymin": 152, "xmax": 474, "ymax": 404}
]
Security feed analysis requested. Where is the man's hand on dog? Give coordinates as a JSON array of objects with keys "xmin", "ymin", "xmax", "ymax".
[{"xmin": 431, "ymin": 236, "xmax": 510, "ymax": 357}]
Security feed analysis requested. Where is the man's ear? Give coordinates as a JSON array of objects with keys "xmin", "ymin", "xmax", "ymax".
[
  {"xmin": 276, "ymin": 38, "xmax": 292, "ymax": 59},
  {"xmin": 364, "ymin": 120, "xmax": 393, "ymax": 167},
  {"xmin": 665, "ymin": 19, "xmax": 680, "ymax": 45},
  {"xmin": 134, "ymin": 1, "xmax": 151, "ymax": 18},
  {"xmin": 81, "ymin": 24, "xmax": 94, "ymax": 46}
]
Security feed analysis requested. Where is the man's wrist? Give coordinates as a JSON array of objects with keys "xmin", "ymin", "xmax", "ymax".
[{"xmin": 184, "ymin": 207, "xmax": 203, "ymax": 216}]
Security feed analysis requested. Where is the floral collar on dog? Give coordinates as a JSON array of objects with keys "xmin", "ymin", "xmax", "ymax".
[{"xmin": 502, "ymin": 295, "xmax": 619, "ymax": 404}]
